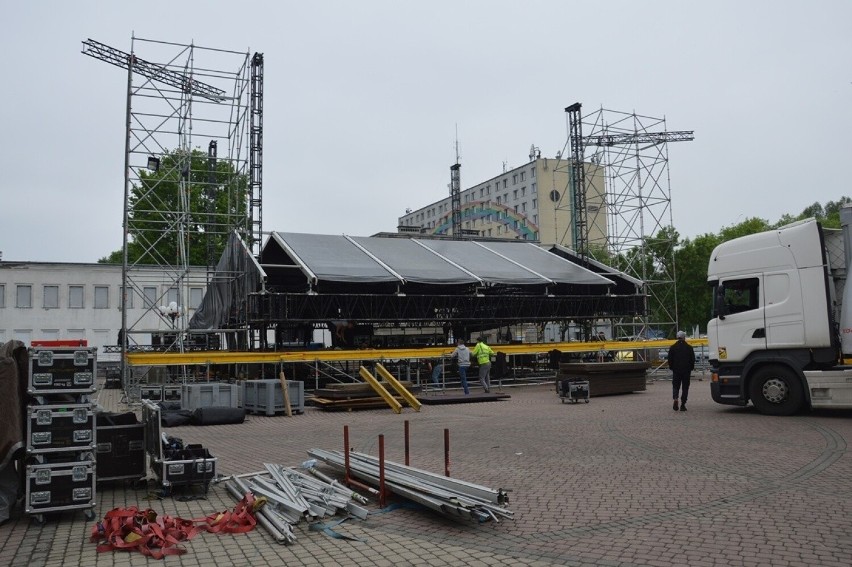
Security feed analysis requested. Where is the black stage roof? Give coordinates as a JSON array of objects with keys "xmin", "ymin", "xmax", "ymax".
[{"xmin": 190, "ymin": 232, "xmax": 644, "ymax": 330}]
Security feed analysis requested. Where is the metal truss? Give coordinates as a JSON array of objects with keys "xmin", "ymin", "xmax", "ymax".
[
  {"xmin": 83, "ymin": 35, "xmax": 260, "ymax": 391},
  {"xmin": 556, "ymin": 105, "xmax": 693, "ymax": 339},
  {"xmin": 247, "ymin": 292, "xmax": 643, "ymax": 326}
]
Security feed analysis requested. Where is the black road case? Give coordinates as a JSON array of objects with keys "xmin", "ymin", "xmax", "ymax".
[
  {"xmin": 26, "ymin": 403, "xmax": 96, "ymax": 455},
  {"xmin": 28, "ymin": 347, "xmax": 97, "ymax": 396},
  {"xmin": 96, "ymin": 412, "xmax": 146, "ymax": 482},
  {"xmin": 557, "ymin": 379, "xmax": 590, "ymax": 403},
  {"xmin": 142, "ymin": 401, "xmax": 216, "ymax": 495},
  {"xmin": 25, "ymin": 459, "xmax": 96, "ymax": 522}
]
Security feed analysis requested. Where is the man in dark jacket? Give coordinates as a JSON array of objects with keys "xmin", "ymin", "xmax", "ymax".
[{"xmin": 668, "ymin": 331, "xmax": 695, "ymax": 411}]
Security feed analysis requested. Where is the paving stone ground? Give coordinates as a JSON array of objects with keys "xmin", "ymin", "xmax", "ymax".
[{"xmin": 3, "ymin": 373, "xmax": 852, "ymax": 566}]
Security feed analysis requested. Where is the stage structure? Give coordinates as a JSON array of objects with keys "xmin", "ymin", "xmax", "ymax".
[
  {"xmin": 186, "ymin": 231, "xmax": 645, "ymax": 353},
  {"xmin": 556, "ymin": 104, "xmax": 694, "ymax": 340},
  {"xmin": 82, "ymin": 36, "xmax": 264, "ymax": 394}
]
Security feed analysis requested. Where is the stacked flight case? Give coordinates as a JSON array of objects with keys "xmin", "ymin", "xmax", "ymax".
[{"xmin": 25, "ymin": 342, "xmax": 98, "ymax": 524}]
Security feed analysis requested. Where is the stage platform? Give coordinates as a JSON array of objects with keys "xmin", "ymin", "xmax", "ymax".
[{"xmin": 417, "ymin": 391, "xmax": 511, "ymax": 405}]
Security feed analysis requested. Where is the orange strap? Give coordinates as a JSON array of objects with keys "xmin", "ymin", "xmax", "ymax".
[{"xmin": 90, "ymin": 493, "xmax": 259, "ymax": 560}]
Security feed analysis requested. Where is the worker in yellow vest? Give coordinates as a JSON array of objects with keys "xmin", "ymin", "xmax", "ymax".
[{"xmin": 471, "ymin": 337, "xmax": 495, "ymax": 393}]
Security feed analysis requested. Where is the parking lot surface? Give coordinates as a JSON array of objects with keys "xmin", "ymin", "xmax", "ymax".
[{"xmin": 2, "ymin": 376, "xmax": 852, "ymax": 566}]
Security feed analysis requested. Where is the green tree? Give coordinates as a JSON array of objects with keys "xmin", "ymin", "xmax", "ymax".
[
  {"xmin": 99, "ymin": 148, "xmax": 249, "ymax": 265},
  {"xmin": 674, "ymin": 232, "xmax": 720, "ymax": 331}
]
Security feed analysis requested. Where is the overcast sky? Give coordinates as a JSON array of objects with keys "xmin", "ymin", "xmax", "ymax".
[{"xmin": 2, "ymin": 1, "xmax": 850, "ymax": 263}]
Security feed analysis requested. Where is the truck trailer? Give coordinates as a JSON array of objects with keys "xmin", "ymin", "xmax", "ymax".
[{"xmin": 708, "ymin": 205, "xmax": 852, "ymax": 415}]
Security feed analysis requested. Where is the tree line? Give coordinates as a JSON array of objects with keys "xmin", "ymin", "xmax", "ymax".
[{"xmin": 664, "ymin": 197, "xmax": 851, "ymax": 334}]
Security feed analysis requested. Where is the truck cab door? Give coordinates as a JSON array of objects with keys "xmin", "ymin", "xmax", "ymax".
[{"xmin": 713, "ymin": 276, "xmax": 767, "ymax": 362}]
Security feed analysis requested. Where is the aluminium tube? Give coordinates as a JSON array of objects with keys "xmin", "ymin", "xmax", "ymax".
[{"xmin": 224, "ymin": 480, "xmax": 287, "ymax": 545}]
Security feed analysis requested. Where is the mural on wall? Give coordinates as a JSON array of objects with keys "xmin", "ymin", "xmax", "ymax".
[{"xmin": 430, "ymin": 202, "xmax": 539, "ymax": 240}]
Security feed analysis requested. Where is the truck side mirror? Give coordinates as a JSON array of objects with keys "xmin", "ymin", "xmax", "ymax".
[{"xmin": 714, "ymin": 285, "xmax": 726, "ymax": 320}]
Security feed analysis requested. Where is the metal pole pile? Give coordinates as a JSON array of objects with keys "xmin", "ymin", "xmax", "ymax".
[
  {"xmin": 307, "ymin": 448, "xmax": 513, "ymax": 523},
  {"xmin": 220, "ymin": 462, "xmax": 370, "ymax": 545}
]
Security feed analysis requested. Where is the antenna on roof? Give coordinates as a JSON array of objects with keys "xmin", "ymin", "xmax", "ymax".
[
  {"xmin": 454, "ymin": 123, "xmax": 460, "ymax": 165},
  {"xmin": 450, "ymin": 124, "xmax": 462, "ymax": 239}
]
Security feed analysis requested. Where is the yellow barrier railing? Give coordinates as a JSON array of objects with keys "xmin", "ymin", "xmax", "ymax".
[{"xmin": 125, "ymin": 338, "xmax": 708, "ymax": 367}]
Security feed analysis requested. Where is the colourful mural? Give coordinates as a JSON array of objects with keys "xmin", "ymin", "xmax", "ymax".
[{"xmin": 430, "ymin": 201, "xmax": 538, "ymax": 239}]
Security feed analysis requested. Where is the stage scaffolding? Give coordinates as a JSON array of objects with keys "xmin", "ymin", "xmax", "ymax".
[
  {"xmin": 555, "ymin": 105, "xmax": 693, "ymax": 340},
  {"xmin": 83, "ymin": 36, "xmax": 262, "ymax": 396}
]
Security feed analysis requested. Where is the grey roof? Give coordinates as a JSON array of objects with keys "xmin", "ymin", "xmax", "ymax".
[{"xmin": 266, "ymin": 232, "xmax": 614, "ymax": 288}]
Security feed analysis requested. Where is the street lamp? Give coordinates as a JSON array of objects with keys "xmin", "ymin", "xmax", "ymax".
[{"xmin": 159, "ymin": 301, "xmax": 181, "ymax": 329}]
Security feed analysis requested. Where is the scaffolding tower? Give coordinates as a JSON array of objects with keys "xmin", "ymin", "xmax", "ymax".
[
  {"xmin": 556, "ymin": 105, "xmax": 693, "ymax": 340},
  {"xmin": 83, "ymin": 36, "xmax": 262, "ymax": 395}
]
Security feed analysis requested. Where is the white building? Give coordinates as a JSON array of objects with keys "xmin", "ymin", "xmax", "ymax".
[
  {"xmin": 0, "ymin": 261, "xmax": 208, "ymax": 359},
  {"xmin": 398, "ymin": 154, "xmax": 606, "ymax": 247}
]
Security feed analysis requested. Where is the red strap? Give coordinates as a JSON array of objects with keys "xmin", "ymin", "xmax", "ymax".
[{"xmin": 91, "ymin": 494, "xmax": 258, "ymax": 560}]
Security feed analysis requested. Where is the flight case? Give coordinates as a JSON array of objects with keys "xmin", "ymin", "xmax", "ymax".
[
  {"xmin": 26, "ymin": 403, "xmax": 96, "ymax": 455},
  {"xmin": 141, "ymin": 401, "xmax": 216, "ymax": 495},
  {"xmin": 95, "ymin": 412, "xmax": 146, "ymax": 483},
  {"xmin": 27, "ymin": 346, "xmax": 97, "ymax": 396},
  {"xmin": 25, "ymin": 459, "xmax": 96, "ymax": 522}
]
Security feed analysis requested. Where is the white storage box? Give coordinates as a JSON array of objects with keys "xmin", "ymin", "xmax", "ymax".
[
  {"xmin": 181, "ymin": 383, "xmax": 239, "ymax": 410},
  {"xmin": 242, "ymin": 379, "xmax": 304, "ymax": 415}
]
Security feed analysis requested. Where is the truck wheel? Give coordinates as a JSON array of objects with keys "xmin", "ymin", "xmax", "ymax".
[{"xmin": 748, "ymin": 365, "xmax": 804, "ymax": 416}]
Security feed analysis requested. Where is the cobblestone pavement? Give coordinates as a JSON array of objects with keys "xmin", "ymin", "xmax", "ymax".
[{"xmin": 3, "ymin": 376, "xmax": 852, "ymax": 566}]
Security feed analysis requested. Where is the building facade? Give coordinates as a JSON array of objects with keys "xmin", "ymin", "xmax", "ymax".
[
  {"xmin": 0, "ymin": 261, "xmax": 208, "ymax": 359},
  {"xmin": 398, "ymin": 155, "xmax": 606, "ymax": 247}
]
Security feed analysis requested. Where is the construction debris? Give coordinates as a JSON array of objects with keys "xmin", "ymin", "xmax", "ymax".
[
  {"xmin": 221, "ymin": 462, "xmax": 370, "ymax": 545},
  {"xmin": 307, "ymin": 448, "xmax": 513, "ymax": 523}
]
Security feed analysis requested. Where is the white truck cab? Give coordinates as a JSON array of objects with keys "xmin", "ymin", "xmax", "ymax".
[{"xmin": 708, "ymin": 212, "xmax": 852, "ymax": 415}]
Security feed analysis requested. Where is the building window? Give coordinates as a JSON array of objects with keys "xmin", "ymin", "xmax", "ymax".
[
  {"xmin": 520, "ymin": 171, "xmax": 526, "ymax": 181},
  {"xmin": 533, "ymin": 198, "xmax": 537, "ymax": 209},
  {"xmin": 531, "ymin": 168, "xmax": 536, "ymax": 178},
  {"xmin": 521, "ymin": 186, "xmax": 526, "ymax": 197},
  {"xmin": 514, "ymin": 205, "xmax": 518, "ymax": 213},
  {"xmin": 480, "ymin": 188, "xmax": 484, "ymax": 198},
  {"xmin": 40, "ymin": 329, "xmax": 59, "ymax": 341},
  {"xmin": 0, "ymin": 284, "xmax": 5, "ymax": 308},
  {"xmin": 486, "ymin": 185, "xmax": 491, "ymax": 195},
  {"xmin": 522, "ymin": 202, "xmax": 527, "ymax": 213},
  {"xmin": 16, "ymin": 285, "xmax": 32, "ymax": 308},
  {"xmin": 503, "ymin": 180, "xmax": 507, "ymax": 189},
  {"xmin": 143, "ymin": 286, "xmax": 157, "ymax": 308},
  {"xmin": 43, "ymin": 285, "xmax": 59, "ymax": 309},
  {"xmin": 94, "ymin": 286, "xmax": 109, "ymax": 309},
  {"xmin": 496, "ymin": 196, "xmax": 501, "ymax": 205},
  {"xmin": 164, "ymin": 287, "xmax": 178, "ymax": 307},
  {"xmin": 512, "ymin": 174, "xmax": 517, "ymax": 185},
  {"xmin": 533, "ymin": 214, "xmax": 538, "ymax": 225},
  {"xmin": 513, "ymin": 190, "xmax": 518, "ymax": 200},
  {"xmin": 532, "ymin": 182, "xmax": 537, "ymax": 193},
  {"xmin": 69, "ymin": 285, "xmax": 84, "ymax": 309}
]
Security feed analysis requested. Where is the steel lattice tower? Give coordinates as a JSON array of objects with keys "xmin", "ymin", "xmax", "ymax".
[
  {"xmin": 83, "ymin": 35, "xmax": 262, "ymax": 396},
  {"xmin": 557, "ymin": 105, "xmax": 693, "ymax": 340}
]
